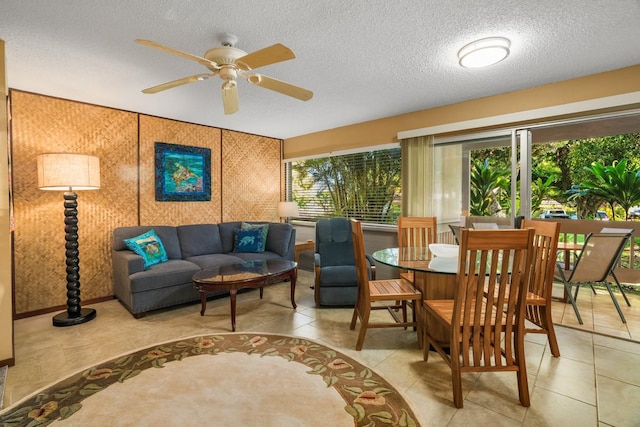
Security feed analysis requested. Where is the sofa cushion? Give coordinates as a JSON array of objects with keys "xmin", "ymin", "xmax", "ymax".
[
  {"xmin": 264, "ymin": 223, "xmax": 293, "ymax": 257},
  {"xmin": 234, "ymin": 228, "xmax": 264, "ymax": 252},
  {"xmin": 184, "ymin": 253, "xmax": 245, "ymax": 270},
  {"xmin": 219, "ymin": 222, "xmax": 243, "ymax": 253},
  {"xmin": 241, "ymin": 222, "xmax": 268, "ymax": 251},
  {"xmin": 113, "ymin": 226, "xmax": 182, "ymax": 260},
  {"xmin": 123, "ymin": 230, "xmax": 169, "ymax": 269},
  {"xmin": 318, "ymin": 265, "xmax": 358, "ymax": 287},
  {"xmin": 129, "ymin": 259, "xmax": 200, "ymax": 293},
  {"xmin": 177, "ymin": 224, "xmax": 223, "ymax": 258},
  {"xmin": 231, "ymin": 251, "xmax": 282, "ymax": 262}
]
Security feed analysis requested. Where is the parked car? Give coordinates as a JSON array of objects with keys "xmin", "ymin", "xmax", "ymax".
[
  {"xmin": 629, "ymin": 207, "xmax": 640, "ymax": 219},
  {"xmin": 596, "ymin": 210, "xmax": 609, "ymax": 220},
  {"xmin": 540, "ymin": 209, "xmax": 570, "ymax": 219}
]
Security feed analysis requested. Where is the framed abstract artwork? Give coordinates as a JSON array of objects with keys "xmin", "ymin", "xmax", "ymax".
[{"xmin": 155, "ymin": 142, "xmax": 211, "ymax": 201}]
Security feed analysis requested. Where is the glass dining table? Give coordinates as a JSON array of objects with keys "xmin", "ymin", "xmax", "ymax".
[{"xmin": 372, "ymin": 247, "xmax": 459, "ymax": 348}]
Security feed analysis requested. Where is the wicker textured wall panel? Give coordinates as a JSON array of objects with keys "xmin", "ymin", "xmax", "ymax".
[
  {"xmin": 222, "ymin": 130, "xmax": 281, "ymax": 222},
  {"xmin": 139, "ymin": 115, "xmax": 222, "ymax": 225},
  {"xmin": 11, "ymin": 94, "xmax": 283, "ymax": 316},
  {"xmin": 11, "ymin": 91, "xmax": 138, "ymax": 315}
]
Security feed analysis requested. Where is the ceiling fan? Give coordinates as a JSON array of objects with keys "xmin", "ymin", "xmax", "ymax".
[{"xmin": 135, "ymin": 34, "xmax": 313, "ymax": 115}]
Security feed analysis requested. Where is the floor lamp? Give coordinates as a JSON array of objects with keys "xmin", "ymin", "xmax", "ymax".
[{"xmin": 37, "ymin": 153, "xmax": 100, "ymax": 327}]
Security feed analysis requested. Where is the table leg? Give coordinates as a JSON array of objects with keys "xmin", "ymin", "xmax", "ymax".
[
  {"xmin": 229, "ymin": 289, "xmax": 237, "ymax": 332},
  {"xmin": 290, "ymin": 268, "xmax": 298, "ymax": 309},
  {"xmin": 260, "ymin": 287, "xmax": 264, "ymax": 299},
  {"xmin": 199, "ymin": 292, "xmax": 207, "ymax": 316}
]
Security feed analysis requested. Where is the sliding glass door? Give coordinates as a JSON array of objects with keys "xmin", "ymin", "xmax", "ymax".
[
  {"xmin": 432, "ymin": 130, "xmax": 525, "ymax": 224},
  {"xmin": 431, "ymin": 109, "xmax": 640, "ymax": 226}
]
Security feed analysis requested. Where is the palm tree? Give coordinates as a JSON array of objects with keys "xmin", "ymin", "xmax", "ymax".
[{"xmin": 568, "ymin": 159, "xmax": 640, "ymax": 220}]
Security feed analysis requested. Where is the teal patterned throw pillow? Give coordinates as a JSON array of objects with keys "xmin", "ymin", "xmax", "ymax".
[
  {"xmin": 234, "ymin": 228, "xmax": 264, "ymax": 253},
  {"xmin": 241, "ymin": 222, "xmax": 269, "ymax": 251},
  {"xmin": 123, "ymin": 230, "xmax": 168, "ymax": 269}
]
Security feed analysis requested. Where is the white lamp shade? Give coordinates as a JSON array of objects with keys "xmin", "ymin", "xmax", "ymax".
[
  {"xmin": 277, "ymin": 201, "xmax": 299, "ymax": 217},
  {"xmin": 37, "ymin": 153, "xmax": 101, "ymax": 190}
]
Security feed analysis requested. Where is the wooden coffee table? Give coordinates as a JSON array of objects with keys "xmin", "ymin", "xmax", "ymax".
[{"xmin": 192, "ymin": 259, "xmax": 297, "ymax": 331}]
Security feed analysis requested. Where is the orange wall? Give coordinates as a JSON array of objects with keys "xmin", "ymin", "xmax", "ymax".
[{"xmin": 284, "ymin": 65, "xmax": 640, "ymax": 159}]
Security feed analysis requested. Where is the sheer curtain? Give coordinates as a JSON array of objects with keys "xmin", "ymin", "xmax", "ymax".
[{"xmin": 401, "ymin": 135, "xmax": 433, "ymax": 216}]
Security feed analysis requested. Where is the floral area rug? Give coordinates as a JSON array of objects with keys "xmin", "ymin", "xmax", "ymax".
[{"xmin": 0, "ymin": 333, "xmax": 420, "ymax": 426}]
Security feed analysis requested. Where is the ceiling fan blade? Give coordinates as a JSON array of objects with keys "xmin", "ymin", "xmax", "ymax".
[
  {"xmin": 222, "ymin": 81, "xmax": 239, "ymax": 115},
  {"xmin": 236, "ymin": 43, "xmax": 295, "ymax": 70},
  {"xmin": 141, "ymin": 73, "xmax": 216, "ymax": 94},
  {"xmin": 247, "ymin": 74, "xmax": 313, "ymax": 101},
  {"xmin": 135, "ymin": 39, "xmax": 219, "ymax": 68}
]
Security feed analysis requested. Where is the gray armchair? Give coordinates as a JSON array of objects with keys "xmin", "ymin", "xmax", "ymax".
[{"xmin": 314, "ymin": 218, "xmax": 375, "ymax": 306}]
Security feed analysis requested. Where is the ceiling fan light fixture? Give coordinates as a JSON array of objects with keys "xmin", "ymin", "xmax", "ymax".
[
  {"xmin": 222, "ymin": 80, "xmax": 237, "ymax": 90},
  {"xmin": 458, "ymin": 37, "xmax": 510, "ymax": 68},
  {"xmin": 247, "ymin": 73, "xmax": 262, "ymax": 85}
]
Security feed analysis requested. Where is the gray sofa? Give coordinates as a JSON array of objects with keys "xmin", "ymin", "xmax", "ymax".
[{"xmin": 112, "ymin": 222, "xmax": 296, "ymax": 317}]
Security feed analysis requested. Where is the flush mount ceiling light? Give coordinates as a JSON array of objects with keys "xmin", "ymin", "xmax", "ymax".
[{"xmin": 458, "ymin": 37, "xmax": 511, "ymax": 68}]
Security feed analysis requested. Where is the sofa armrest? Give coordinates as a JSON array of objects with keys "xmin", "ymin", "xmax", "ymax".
[{"xmin": 112, "ymin": 250, "xmax": 145, "ymax": 289}]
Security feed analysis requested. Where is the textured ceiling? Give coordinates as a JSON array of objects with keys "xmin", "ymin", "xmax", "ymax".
[{"xmin": 1, "ymin": 1, "xmax": 640, "ymax": 139}]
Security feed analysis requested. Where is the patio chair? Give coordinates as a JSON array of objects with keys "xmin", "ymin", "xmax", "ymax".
[
  {"xmin": 448, "ymin": 224, "xmax": 463, "ymax": 244},
  {"xmin": 554, "ymin": 232, "xmax": 632, "ymax": 324},
  {"xmin": 350, "ymin": 219, "xmax": 422, "ymax": 350},
  {"xmin": 464, "ymin": 215, "xmax": 512, "ymax": 229},
  {"xmin": 423, "ymin": 227, "xmax": 535, "ymax": 408}
]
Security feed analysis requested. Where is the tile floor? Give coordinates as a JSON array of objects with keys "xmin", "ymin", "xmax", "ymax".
[{"xmin": 3, "ymin": 270, "xmax": 640, "ymax": 426}]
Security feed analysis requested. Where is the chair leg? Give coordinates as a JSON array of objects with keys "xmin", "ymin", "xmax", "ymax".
[
  {"xmin": 349, "ymin": 307, "xmax": 359, "ymax": 330},
  {"xmin": 355, "ymin": 315, "xmax": 369, "ymax": 351},
  {"xmin": 603, "ymin": 281, "xmax": 627, "ymax": 323},
  {"xmin": 451, "ymin": 360, "xmax": 463, "ymax": 408},
  {"xmin": 516, "ymin": 367, "xmax": 531, "ymax": 407},
  {"xmin": 610, "ymin": 272, "xmax": 631, "ymax": 306},
  {"xmin": 563, "ymin": 281, "xmax": 583, "ymax": 324},
  {"xmin": 541, "ymin": 306, "xmax": 560, "ymax": 357},
  {"xmin": 515, "ymin": 330, "xmax": 531, "ymax": 407},
  {"xmin": 423, "ymin": 312, "xmax": 430, "ymax": 362},
  {"xmin": 402, "ymin": 301, "xmax": 408, "ymax": 329}
]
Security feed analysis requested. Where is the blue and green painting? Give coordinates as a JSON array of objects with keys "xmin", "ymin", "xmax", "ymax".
[{"xmin": 155, "ymin": 142, "xmax": 211, "ymax": 201}]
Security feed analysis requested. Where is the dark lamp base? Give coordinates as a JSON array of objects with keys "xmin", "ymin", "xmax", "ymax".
[{"xmin": 52, "ymin": 307, "xmax": 97, "ymax": 327}]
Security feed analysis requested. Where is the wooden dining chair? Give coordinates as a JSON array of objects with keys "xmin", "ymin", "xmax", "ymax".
[
  {"xmin": 397, "ymin": 216, "xmax": 438, "ymax": 282},
  {"xmin": 520, "ymin": 219, "xmax": 561, "ymax": 357},
  {"xmin": 350, "ymin": 219, "xmax": 423, "ymax": 351},
  {"xmin": 423, "ymin": 228, "xmax": 535, "ymax": 408},
  {"xmin": 484, "ymin": 220, "xmax": 561, "ymax": 356}
]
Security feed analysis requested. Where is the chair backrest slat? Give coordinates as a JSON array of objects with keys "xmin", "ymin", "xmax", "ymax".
[{"xmin": 397, "ymin": 217, "xmax": 438, "ymax": 250}]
